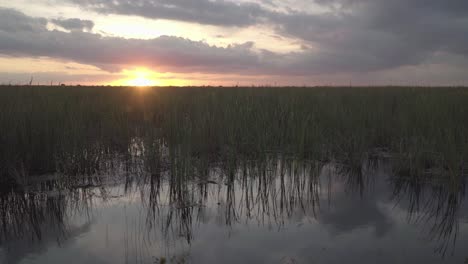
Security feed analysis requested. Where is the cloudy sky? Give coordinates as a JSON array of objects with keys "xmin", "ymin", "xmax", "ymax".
[{"xmin": 1, "ymin": 0, "xmax": 468, "ymax": 86}]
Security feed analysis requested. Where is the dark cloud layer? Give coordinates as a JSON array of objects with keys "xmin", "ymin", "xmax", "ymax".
[
  {"xmin": 0, "ymin": 8, "xmax": 266, "ymax": 74},
  {"xmin": 70, "ymin": 0, "xmax": 270, "ymax": 27},
  {"xmin": 62, "ymin": 0, "xmax": 468, "ymax": 74},
  {"xmin": 0, "ymin": 8, "xmax": 47, "ymax": 33},
  {"xmin": 270, "ymin": 0, "xmax": 468, "ymax": 74},
  {"xmin": 1, "ymin": 0, "xmax": 468, "ymax": 80},
  {"xmin": 51, "ymin": 18, "xmax": 94, "ymax": 31}
]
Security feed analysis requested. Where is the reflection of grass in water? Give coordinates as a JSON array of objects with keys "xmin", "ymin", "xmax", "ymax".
[
  {"xmin": 0, "ymin": 155, "xmax": 464, "ymax": 260},
  {"xmin": 390, "ymin": 166, "xmax": 465, "ymax": 257},
  {"xmin": 153, "ymin": 254, "xmax": 189, "ymax": 264}
]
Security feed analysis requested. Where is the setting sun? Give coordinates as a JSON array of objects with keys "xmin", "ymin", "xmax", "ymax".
[
  {"xmin": 126, "ymin": 76, "xmax": 154, "ymax": 87},
  {"xmin": 118, "ymin": 68, "xmax": 160, "ymax": 87},
  {"xmin": 112, "ymin": 68, "xmax": 190, "ymax": 86}
]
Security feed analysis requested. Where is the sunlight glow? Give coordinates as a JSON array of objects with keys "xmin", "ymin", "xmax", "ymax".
[
  {"xmin": 127, "ymin": 76, "xmax": 154, "ymax": 87},
  {"xmin": 111, "ymin": 68, "xmax": 192, "ymax": 86},
  {"xmin": 120, "ymin": 68, "xmax": 160, "ymax": 87}
]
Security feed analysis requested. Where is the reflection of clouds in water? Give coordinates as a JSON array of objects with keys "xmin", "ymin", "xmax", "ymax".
[
  {"xmin": 1, "ymin": 158, "xmax": 467, "ymax": 263},
  {"xmin": 316, "ymin": 161, "xmax": 394, "ymax": 238},
  {"xmin": 387, "ymin": 172, "xmax": 468, "ymax": 256},
  {"xmin": 0, "ymin": 249, "xmax": 5, "ymax": 264},
  {"xmin": 1, "ymin": 221, "xmax": 92, "ymax": 264},
  {"xmin": 318, "ymin": 196, "xmax": 393, "ymax": 238},
  {"xmin": 187, "ymin": 208, "xmax": 466, "ymax": 264}
]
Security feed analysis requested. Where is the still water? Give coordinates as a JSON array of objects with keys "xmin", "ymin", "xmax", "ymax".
[{"xmin": 1, "ymin": 154, "xmax": 467, "ymax": 264}]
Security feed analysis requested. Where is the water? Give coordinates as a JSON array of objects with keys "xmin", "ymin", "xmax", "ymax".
[{"xmin": 1, "ymin": 156, "xmax": 467, "ymax": 264}]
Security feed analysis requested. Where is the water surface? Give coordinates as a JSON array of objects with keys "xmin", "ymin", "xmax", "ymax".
[{"xmin": 1, "ymin": 156, "xmax": 467, "ymax": 264}]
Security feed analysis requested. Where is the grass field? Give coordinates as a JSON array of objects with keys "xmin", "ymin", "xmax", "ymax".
[{"xmin": 1, "ymin": 85, "xmax": 467, "ymax": 186}]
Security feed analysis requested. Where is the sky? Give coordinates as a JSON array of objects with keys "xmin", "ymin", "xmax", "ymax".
[{"xmin": 0, "ymin": 0, "xmax": 468, "ymax": 86}]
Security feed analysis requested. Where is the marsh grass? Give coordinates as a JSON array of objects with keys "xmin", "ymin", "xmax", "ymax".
[{"xmin": 1, "ymin": 85, "xmax": 467, "ymax": 182}]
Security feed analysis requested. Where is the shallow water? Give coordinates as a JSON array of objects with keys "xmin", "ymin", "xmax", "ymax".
[{"xmin": 1, "ymin": 157, "xmax": 467, "ymax": 264}]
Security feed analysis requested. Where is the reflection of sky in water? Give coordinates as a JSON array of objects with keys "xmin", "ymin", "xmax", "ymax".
[{"xmin": 1, "ymin": 160, "xmax": 467, "ymax": 264}]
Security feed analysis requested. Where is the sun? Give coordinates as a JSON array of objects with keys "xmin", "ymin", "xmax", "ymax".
[
  {"xmin": 118, "ymin": 68, "xmax": 160, "ymax": 87},
  {"xmin": 111, "ymin": 67, "xmax": 189, "ymax": 87},
  {"xmin": 127, "ymin": 76, "xmax": 154, "ymax": 87}
]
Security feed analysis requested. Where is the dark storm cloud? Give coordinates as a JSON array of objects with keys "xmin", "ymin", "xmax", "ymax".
[
  {"xmin": 0, "ymin": 8, "xmax": 265, "ymax": 74},
  {"xmin": 1, "ymin": 0, "xmax": 468, "ymax": 78},
  {"xmin": 270, "ymin": 0, "xmax": 468, "ymax": 73},
  {"xmin": 51, "ymin": 18, "xmax": 94, "ymax": 31},
  {"xmin": 0, "ymin": 8, "xmax": 47, "ymax": 33},
  {"xmin": 69, "ymin": 0, "xmax": 269, "ymax": 27},
  {"xmin": 62, "ymin": 0, "xmax": 468, "ymax": 74}
]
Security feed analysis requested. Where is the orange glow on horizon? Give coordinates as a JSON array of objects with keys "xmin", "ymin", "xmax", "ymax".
[
  {"xmin": 119, "ymin": 68, "xmax": 159, "ymax": 87},
  {"xmin": 111, "ymin": 68, "xmax": 190, "ymax": 87}
]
